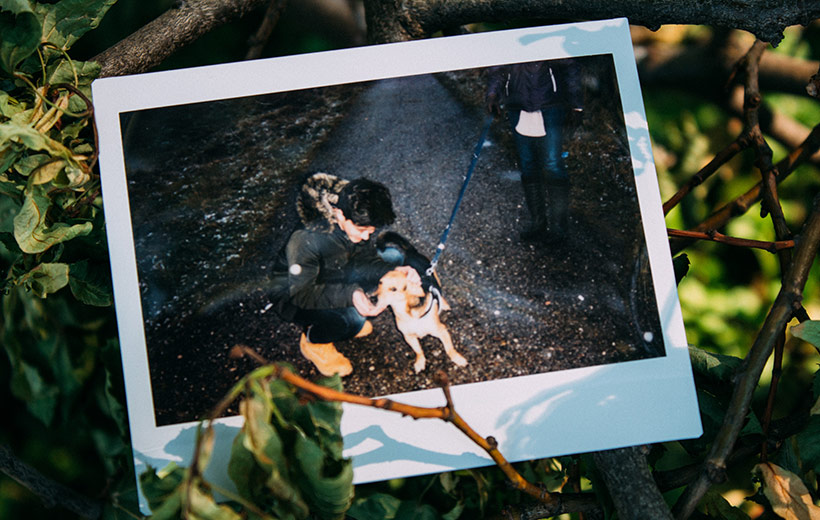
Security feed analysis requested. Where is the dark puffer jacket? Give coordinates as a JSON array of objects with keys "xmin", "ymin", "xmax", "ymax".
[
  {"xmin": 486, "ymin": 59, "xmax": 583, "ymax": 112},
  {"xmin": 269, "ymin": 173, "xmax": 394, "ymax": 320}
]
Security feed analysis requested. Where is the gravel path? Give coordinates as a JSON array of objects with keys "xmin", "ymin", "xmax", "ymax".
[{"xmin": 123, "ymin": 63, "xmax": 665, "ymax": 425}]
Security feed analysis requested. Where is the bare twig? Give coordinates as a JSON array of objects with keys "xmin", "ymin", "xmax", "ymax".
[
  {"xmin": 662, "ymin": 133, "xmax": 753, "ymax": 215},
  {"xmin": 230, "ymin": 345, "xmax": 600, "ymax": 517},
  {"xmin": 670, "ymin": 123, "xmax": 820, "ymax": 256},
  {"xmin": 0, "ymin": 445, "xmax": 103, "ymax": 520},
  {"xmin": 672, "ymin": 192, "xmax": 820, "ymax": 519},
  {"xmin": 91, "ymin": 0, "xmax": 820, "ymax": 75},
  {"xmin": 666, "ymin": 229, "xmax": 794, "ymax": 252},
  {"xmin": 244, "ymin": 0, "xmax": 287, "ymax": 60},
  {"xmin": 760, "ymin": 334, "xmax": 785, "ymax": 461}
]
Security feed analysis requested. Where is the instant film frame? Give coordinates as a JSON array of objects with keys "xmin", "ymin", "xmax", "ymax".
[{"xmin": 93, "ymin": 19, "xmax": 702, "ymax": 513}]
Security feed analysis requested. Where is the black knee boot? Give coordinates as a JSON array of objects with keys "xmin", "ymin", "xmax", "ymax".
[
  {"xmin": 546, "ymin": 179, "xmax": 570, "ymax": 242},
  {"xmin": 520, "ymin": 178, "xmax": 547, "ymax": 241}
]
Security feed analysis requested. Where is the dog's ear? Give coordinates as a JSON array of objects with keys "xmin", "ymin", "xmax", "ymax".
[{"xmin": 407, "ymin": 282, "xmax": 426, "ymax": 298}]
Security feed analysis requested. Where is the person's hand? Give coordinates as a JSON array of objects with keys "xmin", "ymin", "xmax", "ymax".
[
  {"xmin": 353, "ymin": 289, "xmax": 386, "ymax": 317},
  {"xmin": 394, "ymin": 265, "xmax": 421, "ymax": 289}
]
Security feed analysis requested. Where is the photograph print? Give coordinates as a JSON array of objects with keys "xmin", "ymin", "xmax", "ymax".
[
  {"xmin": 120, "ymin": 51, "xmax": 663, "ymax": 426},
  {"xmin": 94, "ymin": 19, "xmax": 701, "ymax": 503}
]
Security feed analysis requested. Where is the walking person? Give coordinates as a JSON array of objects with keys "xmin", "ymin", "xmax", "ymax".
[{"xmin": 486, "ymin": 59, "xmax": 583, "ymax": 243}]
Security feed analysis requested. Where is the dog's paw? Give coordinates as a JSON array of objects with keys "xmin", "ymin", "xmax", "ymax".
[
  {"xmin": 449, "ymin": 352, "xmax": 468, "ymax": 367},
  {"xmin": 413, "ymin": 356, "xmax": 426, "ymax": 373}
]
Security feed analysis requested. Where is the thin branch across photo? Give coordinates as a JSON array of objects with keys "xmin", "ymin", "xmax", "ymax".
[{"xmin": 93, "ymin": 18, "xmax": 702, "ymax": 514}]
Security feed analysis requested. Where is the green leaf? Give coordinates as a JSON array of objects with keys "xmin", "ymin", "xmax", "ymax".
[
  {"xmin": 695, "ymin": 388, "xmax": 762, "ymax": 445},
  {"xmin": 394, "ymin": 501, "xmax": 440, "ymax": 520},
  {"xmin": 69, "ymin": 260, "xmax": 112, "ymax": 306},
  {"xmin": 10, "ymin": 358, "xmax": 59, "ymax": 424},
  {"xmin": 30, "ymin": 159, "xmax": 65, "ymax": 185},
  {"xmin": 814, "ymin": 369, "xmax": 820, "ymax": 401},
  {"xmin": 35, "ymin": 0, "xmax": 117, "ymax": 51},
  {"xmin": 195, "ymin": 426, "xmax": 216, "ymax": 476},
  {"xmin": 228, "ymin": 391, "xmax": 310, "ymax": 519},
  {"xmin": 796, "ymin": 415, "xmax": 820, "ymax": 475},
  {"xmin": 293, "ymin": 433, "xmax": 354, "ymax": 519},
  {"xmin": 46, "ymin": 58, "xmax": 100, "ymax": 87},
  {"xmin": 58, "ymin": 160, "xmax": 91, "ymax": 188},
  {"xmin": 673, "ymin": 253, "xmax": 690, "ymax": 285},
  {"xmin": 289, "ymin": 374, "xmax": 345, "ymax": 457},
  {"xmin": 12, "ymin": 152, "xmax": 50, "ymax": 176},
  {"xmin": 139, "ymin": 463, "xmax": 185, "ymax": 519},
  {"xmin": 0, "ymin": 90, "xmax": 25, "ymax": 117},
  {"xmin": 791, "ymin": 320, "xmax": 820, "ymax": 351},
  {"xmin": 17, "ymin": 261, "xmax": 69, "ymax": 296},
  {"xmin": 0, "ymin": 0, "xmax": 35, "ymax": 15},
  {"xmin": 187, "ymin": 481, "xmax": 243, "ymax": 520},
  {"xmin": 98, "ymin": 339, "xmax": 127, "ymax": 436},
  {"xmin": 689, "ymin": 346, "xmax": 742, "ymax": 383},
  {"xmin": 439, "ymin": 472, "xmax": 458, "ymax": 494},
  {"xmin": 0, "ymin": 117, "xmax": 75, "ymax": 158},
  {"xmin": 13, "ymin": 185, "xmax": 93, "ymax": 254},
  {"xmin": 442, "ymin": 500, "xmax": 466, "ymax": 520},
  {"xmin": 0, "ymin": 1, "xmax": 40, "ymax": 75},
  {"xmin": 347, "ymin": 493, "xmax": 402, "ymax": 520}
]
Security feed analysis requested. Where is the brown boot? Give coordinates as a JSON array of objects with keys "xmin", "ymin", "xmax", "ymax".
[
  {"xmin": 354, "ymin": 320, "xmax": 373, "ymax": 338},
  {"xmin": 299, "ymin": 333, "xmax": 353, "ymax": 377}
]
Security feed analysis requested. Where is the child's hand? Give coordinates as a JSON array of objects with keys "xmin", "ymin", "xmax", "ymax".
[
  {"xmin": 353, "ymin": 289, "xmax": 387, "ymax": 316},
  {"xmin": 394, "ymin": 265, "xmax": 421, "ymax": 288}
]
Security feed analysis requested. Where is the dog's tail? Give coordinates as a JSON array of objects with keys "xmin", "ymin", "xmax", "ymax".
[{"xmin": 377, "ymin": 231, "xmax": 447, "ymax": 312}]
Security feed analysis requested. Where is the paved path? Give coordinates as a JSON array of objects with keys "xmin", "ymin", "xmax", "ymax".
[{"xmin": 127, "ymin": 70, "xmax": 665, "ymax": 424}]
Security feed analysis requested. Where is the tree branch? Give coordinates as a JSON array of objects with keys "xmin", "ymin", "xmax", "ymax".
[
  {"xmin": 93, "ymin": 0, "xmax": 270, "ymax": 77},
  {"xmin": 672, "ymin": 191, "xmax": 820, "ymax": 519},
  {"xmin": 367, "ymin": 0, "xmax": 820, "ymax": 44},
  {"xmin": 666, "ymin": 228, "xmax": 795, "ymax": 252},
  {"xmin": 230, "ymin": 345, "xmax": 601, "ymax": 517},
  {"xmin": 670, "ymin": 122, "xmax": 820, "ymax": 255},
  {"xmin": 0, "ymin": 445, "xmax": 102, "ymax": 520},
  {"xmin": 593, "ymin": 446, "xmax": 674, "ymax": 520},
  {"xmin": 662, "ymin": 133, "xmax": 753, "ymax": 215},
  {"xmin": 244, "ymin": 0, "xmax": 288, "ymax": 61},
  {"xmin": 636, "ymin": 30, "xmax": 820, "ymax": 98}
]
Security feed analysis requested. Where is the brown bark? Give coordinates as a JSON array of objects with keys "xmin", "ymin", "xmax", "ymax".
[
  {"xmin": 673, "ymin": 193, "xmax": 820, "ymax": 519},
  {"xmin": 593, "ymin": 447, "xmax": 675, "ymax": 520},
  {"xmin": 369, "ymin": 0, "xmax": 820, "ymax": 44},
  {"xmin": 93, "ymin": 0, "xmax": 270, "ymax": 77},
  {"xmin": 92, "ymin": 0, "xmax": 820, "ymax": 75}
]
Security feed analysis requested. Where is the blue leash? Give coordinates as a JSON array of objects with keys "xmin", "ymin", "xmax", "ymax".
[{"xmin": 426, "ymin": 115, "xmax": 494, "ymax": 277}]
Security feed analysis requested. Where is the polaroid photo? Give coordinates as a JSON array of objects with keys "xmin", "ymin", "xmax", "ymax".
[{"xmin": 93, "ymin": 18, "xmax": 702, "ymax": 513}]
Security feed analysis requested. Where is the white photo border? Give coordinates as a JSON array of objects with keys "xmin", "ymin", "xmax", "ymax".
[{"xmin": 92, "ymin": 18, "xmax": 702, "ymax": 514}]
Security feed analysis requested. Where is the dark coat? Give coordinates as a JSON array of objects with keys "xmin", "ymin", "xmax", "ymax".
[
  {"xmin": 486, "ymin": 59, "xmax": 583, "ymax": 112},
  {"xmin": 270, "ymin": 173, "xmax": 394, "ymax": 320}
]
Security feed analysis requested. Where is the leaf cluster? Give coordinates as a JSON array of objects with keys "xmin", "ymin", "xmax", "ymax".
[
  {"xmin": 141, "ymin": 366, "xmax": 354, "ymax": 520},
  {"xmin": 681, "ymin": 337, "xmax": 820, "ymax": 518},
  {"xmin": 0, "ymin": 2, "xmax": 130, "ymax": 518},
  {"xmin": 1, "ymin": 0, "xmax": 114, "ymax": 304}
]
